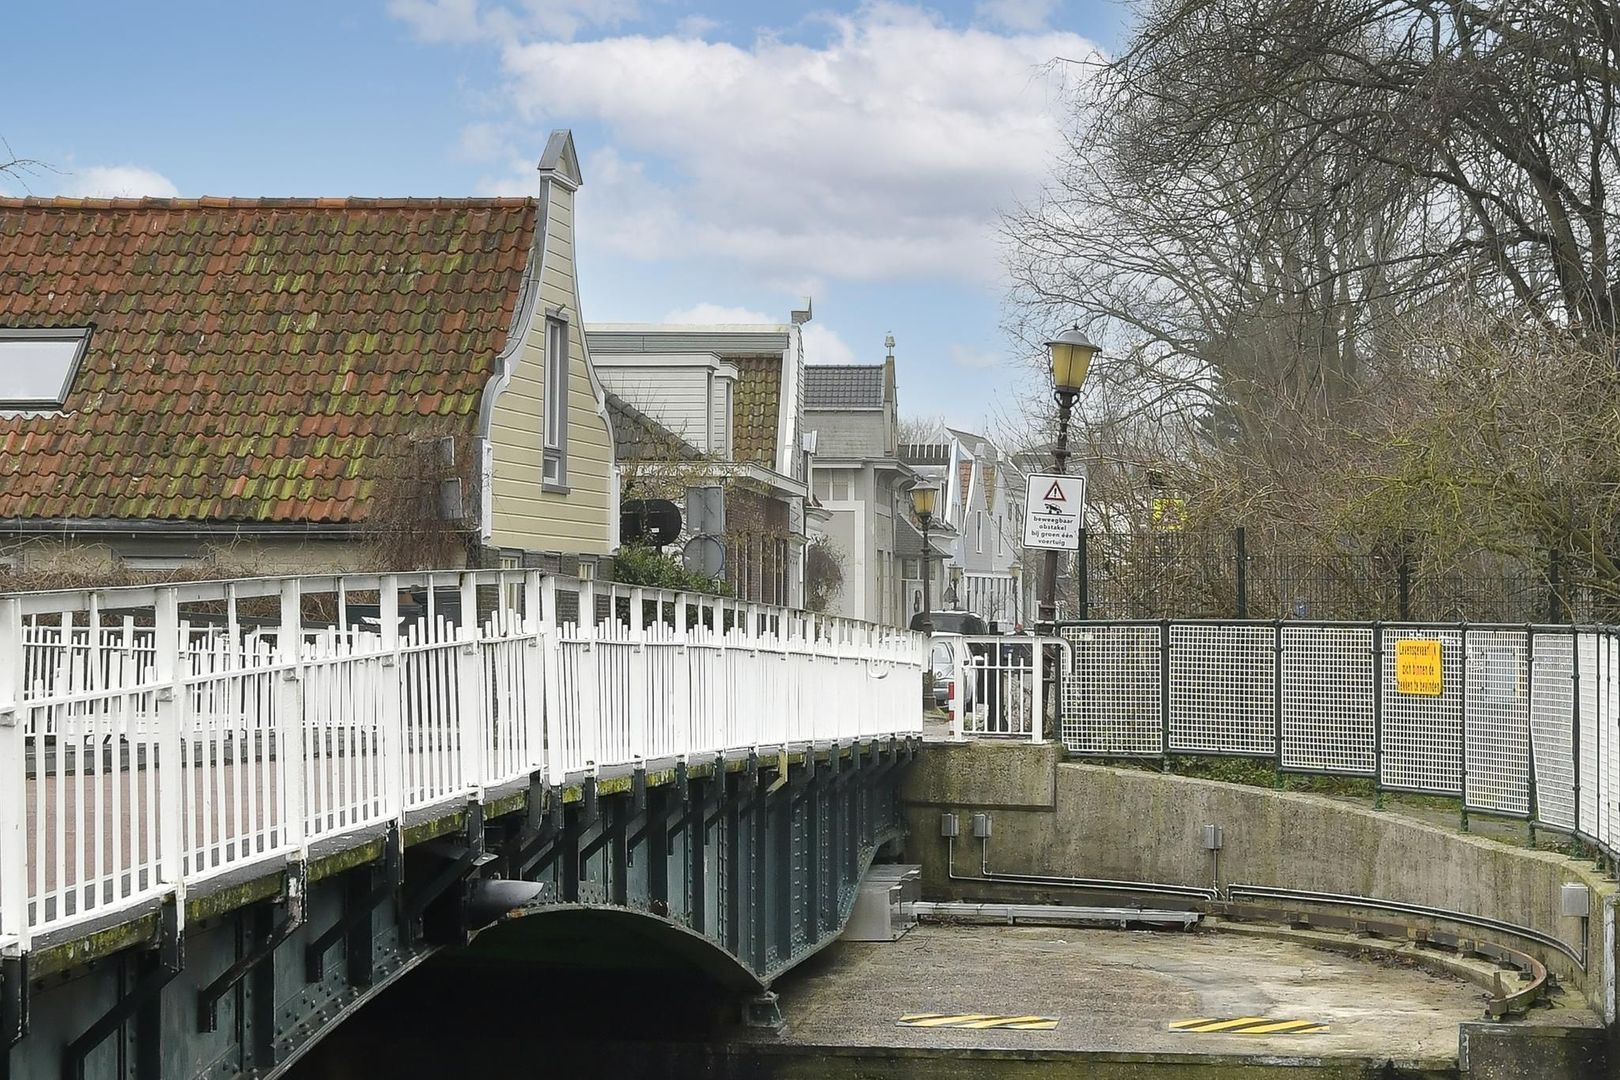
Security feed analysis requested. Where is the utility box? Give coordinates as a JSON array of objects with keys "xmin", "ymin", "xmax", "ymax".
[
  {"xmin": 972, "ymin": 813, "xmax": 992, "ymax": 839},
  {"xmin": 1203, "ymin": 824, "xmax": 1224, "ymax": 851},
  {"xmin": 1561, "ymin": 882, "xmax": 1591, "ymax": 918},
  {"xmin": 940, "ymin": 813, "xmax": 960, "ymax": 838}
]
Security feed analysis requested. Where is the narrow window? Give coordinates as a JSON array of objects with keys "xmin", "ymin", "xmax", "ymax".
[
  {"xmin": 543, "ymin": 319, "xmax": 569, "ymax": 487},
  {"xmin": 0, "ymin": 328, "xmax": 90, "ymax": 409},
  {"xmin": 976, "ymin": 511, "xmax": 985, "ymax": 553}
]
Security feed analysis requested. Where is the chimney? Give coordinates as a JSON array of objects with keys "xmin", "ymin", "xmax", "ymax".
[{"xmin": 791, "ymin": 298, "xmax": 813, "ymax": 325}]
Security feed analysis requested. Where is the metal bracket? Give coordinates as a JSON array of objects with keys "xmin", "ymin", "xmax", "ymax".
[
  {"xmin": 198, "ymin": 863, "xmax": 306, "ymax": 1032},
  {"xmin": 304, "ymin": 825, "xmax": 403, "ymax": 982},
  {"xmin": 402, "ymin": 804, "xmax": 484, "ymax": 935},
  {"xmin": 62, "ymin": 898, "xmax": 183, "ymax": 1080},
  {"xmin": 631, "ymin": 767, "xmax": 648, "ymax": 817}
]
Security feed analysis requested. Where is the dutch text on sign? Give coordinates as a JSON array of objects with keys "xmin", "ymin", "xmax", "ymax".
[
  {"xmin": 1022, "ymin": 473, "xmax": 1086, "ymax": 552},
  {"xmin": 1395, "ymin": 639, "xmax": 1443, "ymax": 696}
]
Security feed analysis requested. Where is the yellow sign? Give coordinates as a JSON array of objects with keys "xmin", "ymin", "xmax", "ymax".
[
  {"xmin": 1151, "ymin": 496, "xmax": 1185, "ymax": 531},
  {"xmin": 1395, "ymin": 639, "xmax": 1443, "ymax": 696}
]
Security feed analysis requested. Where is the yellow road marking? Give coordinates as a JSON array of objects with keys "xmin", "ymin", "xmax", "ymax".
[
  {"xmin": 1170, "ymin": 1017, "xmax": 1328, "ymax": 1035},
  {"xmin": 898, "ymin": 1013, "xmax": 1059, "ymax": 1030}
]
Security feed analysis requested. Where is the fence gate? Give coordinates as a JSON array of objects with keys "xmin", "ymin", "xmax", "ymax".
[{"xmin": 951, "ymin": 636, "xmax": 1066, "ymax": 742}]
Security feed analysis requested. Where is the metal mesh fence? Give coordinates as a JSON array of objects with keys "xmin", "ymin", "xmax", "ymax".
[
  {"xmin": 1059, "ymin": 624, "xmax": 1162, "ymax": 755},
  {"xmin": 1529, "ymin": 633, "xmax": 1576, "ymax": 829},
  {"xmin": 1463, "ymin": 630, "xmax": 1530, "ymax": 816},
  {"xmin": 1279, "ymin": 626, "xmax": 1375, "ymax": 774},
  {"xmin": 1578, "ymin": 633, "xmax": 1602, "ymax": 836},
  {"xmin": 1379, "ymin": 628, "xmax": 1465, "ymax": 795},
  {"xmin": 1167, "ymin": 624, "xmax": 1275, "ymax": 755}
]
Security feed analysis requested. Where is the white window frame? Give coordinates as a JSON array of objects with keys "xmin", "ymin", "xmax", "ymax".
[
  {"xmin": 976, "ymin": 511, "xmax": 985, "ymax": 554},
  {"xmin": 543, "ymin": 316, "xmax": 569, "ymax": 490}
]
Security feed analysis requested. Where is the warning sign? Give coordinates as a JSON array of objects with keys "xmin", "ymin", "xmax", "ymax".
[
  {"xmin": 1395, "ymin": 639, "xmax": 1443, "ymax": 696},
  {"xmin": 1022, "ymin": 473, "xmax": 1085, "ymax": 551}
]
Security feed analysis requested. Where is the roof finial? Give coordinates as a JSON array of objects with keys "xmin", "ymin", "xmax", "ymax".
[{"xmin": 884, "ymin": 332, "xmax": 895, "ymax": 361}]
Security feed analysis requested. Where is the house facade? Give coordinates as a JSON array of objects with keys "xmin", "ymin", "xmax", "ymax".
[
  {"xmin": 802, "ymin": 352, "xmax": 923, "ymax": 626},
  {"xmin": 904, "ymin": 429, "xmax": 1030, "ymax": 628},
  {"xmin": 585, "ymin": 316, "xmax": 811, "ymax": 606},
  {"xmin": 0, "ymin": 130, "xmax": 618, "ymax": 580}
]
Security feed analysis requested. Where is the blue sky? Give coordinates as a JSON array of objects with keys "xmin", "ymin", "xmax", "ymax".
[{"xmin": 3, "ymin": 0, "xmax": 1125, "ymax": 430}]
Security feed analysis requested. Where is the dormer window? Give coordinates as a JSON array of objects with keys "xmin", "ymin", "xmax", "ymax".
[{"xmin": 0, "ymin": 328, "xmax": 90, "ymax": 410}]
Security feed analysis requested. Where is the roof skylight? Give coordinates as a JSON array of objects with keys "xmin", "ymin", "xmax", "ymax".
[{"xmin": 0, "ymin": 328, "xmax": 90, "ymax": 408}]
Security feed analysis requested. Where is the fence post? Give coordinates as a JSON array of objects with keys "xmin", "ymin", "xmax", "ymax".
[
  {"xmin": 1272, "ymin": 620, "xmax": 1283, "ymax": 789},
  {"xmin": 1547, "ymin": 549, "xmax": 1563, "ymax": 624},
  {"xmin": 1077, "ymin": 527, "xmax": 1089, "ymax": 622},
  {"xmin": 1234, "ymin": 527, "xmax": 1248, "ymax": 620},
  {"xmin": 1397, "ymin": 550, "xmax": 1411, "ymax": 622},
  {"xmin": 1372, "ymin": 622, "xmax": 1385, "ymax": 810},
  {"xmin": 457, "ymin": 573, "xmax": 486, "ymax": 799},
  {"xmin": 1572, "ymin": 628, "xmax": 1584, "ymax": 838},
  {"xmin": 523, "ymin": 571, "xmax": 545, "ymax": 778},
  {"xmin": 0, "ymin": 597, "xmax": 27, "ymax": 951},
  {"xmin": 379, "ymin": 575, "xmax": 404, "ymax": 823},
  {"xmin": 1526, "ymin": 627, "xmax": 1538, "ymax": 845},
  {"xmin": 1460, "ymin": 628, "xmax": 1471, "ymax": 833},
  {"xmin": 154, "ymin": 588, "xmax": 186, "ymax": 901},
  {"xmin": 1031, "ymin": 639, "xmax": 1045, "ymax": 746},
  {"xmin": 1160, "ymin": 620, "xmax": 1172, "ymax": 772},
  {"xmin": 278, "ymin": 579, "xmax": 307, "ymax": 862}
]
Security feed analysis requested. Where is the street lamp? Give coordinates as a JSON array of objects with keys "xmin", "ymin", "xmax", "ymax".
[
  {"xmin": 909, "ymin": 483, "xmax": 939, "ymax": 634},
  {"xmin": 1039, "ymin": 326, "xmax": 1099, "ymax": 627}
]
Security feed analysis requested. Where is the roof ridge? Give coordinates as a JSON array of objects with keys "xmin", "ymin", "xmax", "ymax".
[
  {"xmin": 806, "ymin": 363, "xmax": 884, "ymax": 370},
  {"xmin": 0, "ymin": 196, "xmax": 536, "ymax": 211}
]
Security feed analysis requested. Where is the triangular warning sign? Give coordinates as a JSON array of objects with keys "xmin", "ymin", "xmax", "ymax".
[{"xmin": 1043, "ymin": 481, "xmax": 1067, "ymax": 501}]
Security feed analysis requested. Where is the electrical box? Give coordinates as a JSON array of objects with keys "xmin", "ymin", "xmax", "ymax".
[
  {"xmin": 939, "ymin": 813, "xmax": 959, "ymax": 838},
  {"xmin": 972, "ymin": 813, "xmax": 992, "ymax": 839},
  {"xmin": 1561, "ymin": 882, "xmax": 1591, "ymax": 918},
  {"xmin": 1203, "ymin": 824, "xmax": 1224, "ymax": 851}
]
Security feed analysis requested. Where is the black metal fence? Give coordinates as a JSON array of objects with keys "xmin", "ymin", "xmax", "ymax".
[{"xmin": 1077, "ymin": 529, "xmax": 1583, "ymax": 624}]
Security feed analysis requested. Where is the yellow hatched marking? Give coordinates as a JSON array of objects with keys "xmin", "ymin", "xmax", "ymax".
[
  {"xmin": 1001, "ymin": 1019, "xmax": 1060, "ymax": 1030},
  {"xmin": 1167, "ymin": 1018, "xmax": 1219, "ymax": 1030},
  {"xmin": 959, "ymin": 1015, "xmax": 1051, "ymax": 1029},
  {"xmin": 1236, "ymin": 1020, "xmax": 1328, "ymax": 1035},
  {"xmin": 900, "ymin": 1014, "xmax": 993, "ymax": 1027},
  {"xmin": 1174, "ymin": 1017, "xmax": 1271, "ymax": 1033}
]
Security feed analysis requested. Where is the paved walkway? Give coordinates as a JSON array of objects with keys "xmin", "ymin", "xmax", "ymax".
[{"xmin": 773, "ymin": 924, "xmax": 1597, "ymax": 1061}]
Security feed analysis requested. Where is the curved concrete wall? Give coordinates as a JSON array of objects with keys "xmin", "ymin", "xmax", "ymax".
[{"xmin": 900, "ymin": 743, "xmax": 1618, "ymax": 1021}]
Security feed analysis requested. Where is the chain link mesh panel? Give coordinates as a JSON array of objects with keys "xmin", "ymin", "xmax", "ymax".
[
  {"xmin": 1059, "ymin": 624, "xmax": 1162, "ymax": 755},
  {"xmin": 1279, "ymin": 626, "xmax": 1374, "ymax": 774},
  {"xmin": 1167, "ymin": 624, "xmax": 1275, "ymax": 755},
  {"xmin": 1601, "ymin": 635, "xmax": 1619, "ymax": 850},
  {"xmin": 1578, "ymin": 632, "xmax": 1601, "ymax": 837},
  {"xmin": 1380, "ymin": 628, "xmax": 1464, "ymax": 795},
  {"xmin": 1463, "ymin": 630, "xmax": 1530, "ymax": 816},
  {"xmin": 1529, "ymin": 632, "xmax": 1576, "ymax": 830}
]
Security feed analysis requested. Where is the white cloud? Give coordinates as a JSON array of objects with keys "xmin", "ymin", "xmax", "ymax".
[
  {"xmin": 470, "ymin": 5, "xmax": 1097, "ymax": 285},
  {"xmin": 950, "ymin": 345, "xmax": 1002, "ymax": 369},
  {"xmin": 389, "ymin": 0, "xmax": 639, "ymax": 43},
  {"xmin": 57, "ymin": 165, "xmax": 179, "ymax": 199},
  {"xmin": 802, "ymin": 323, "xmax": 858, "ymax": 366},
  {"xmin": 663, "ymin": 303, "xmax": 773, "ymax": 323},
  {"xmin": 974, "ymin": 0, "xmax": 1058, "ymax": 31},
  {"xmin": 662, "ymin": 303, "xmax": 858, "ymax": 366}
]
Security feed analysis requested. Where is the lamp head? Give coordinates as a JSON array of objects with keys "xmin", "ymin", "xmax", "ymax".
[
  {"xmin": 909, "ymin": 482, "xmax": 938, "ymax": 521},
  {"xmin": 1045, "ymin": 326, "xmax": 1100, "ymax": 397}
]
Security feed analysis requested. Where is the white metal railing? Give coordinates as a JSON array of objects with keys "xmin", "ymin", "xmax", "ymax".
[
  {"xmin": 943, "ymin": 636, "xmax": 1067, "ymax": 743},
  {"xmin": 0, "ymin": 570, "xmax": 925, "ymax": 952}
]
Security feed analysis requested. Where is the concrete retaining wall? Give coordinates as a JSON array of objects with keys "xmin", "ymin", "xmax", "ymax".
[{"xmin": 900, "ymin": 743, "xmax": 1619, "ymax": 1023}]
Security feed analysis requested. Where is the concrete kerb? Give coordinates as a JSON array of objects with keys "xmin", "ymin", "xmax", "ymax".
[{"xmin": 900, "ymin": 744, "xmax": 1619, "ymax": 1025}]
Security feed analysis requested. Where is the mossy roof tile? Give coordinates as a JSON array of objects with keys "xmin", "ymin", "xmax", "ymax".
[{"xmin": 0, "ymin": 195, "xmax": 537, "ymax": 525}]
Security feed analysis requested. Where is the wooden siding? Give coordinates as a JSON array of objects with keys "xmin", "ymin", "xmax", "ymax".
[
  {"xmin": 598, "ymin": 365, "xmax": 714, "ymax": 453},
  {"xmin": 488, "ymin": 182, "xmax": 615, "ymax": 555}
]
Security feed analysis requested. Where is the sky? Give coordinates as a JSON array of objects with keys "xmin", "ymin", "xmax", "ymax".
[{"xmin": 2, "ymin": 0, "xmax": 1125, "ymax": 430}]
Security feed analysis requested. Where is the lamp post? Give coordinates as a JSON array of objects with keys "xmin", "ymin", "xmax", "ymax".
[
  {"xmin": 1038, "ymin": 327, "xmax": 1099, "ymax": 628},
  {"xmin": 910, "ymin": 483, "xmax": 939, "ymax": 634}
]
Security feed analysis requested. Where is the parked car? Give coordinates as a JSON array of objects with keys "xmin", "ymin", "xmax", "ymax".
[
  {"xmin": 911, "ymin": 610, "xmax": 988, "ymax": 636},
  {"xmin": 927, "ymin": 633, "xmax": 975, "ymax": 719}
]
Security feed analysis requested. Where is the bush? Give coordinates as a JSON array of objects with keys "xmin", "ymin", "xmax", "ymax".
[{"xmin": 611, "ymin": 544, "xmax": 732, "ymax": 595}]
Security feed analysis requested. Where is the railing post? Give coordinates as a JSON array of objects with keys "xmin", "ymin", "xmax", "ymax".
[
  {"xmin": 1030, "ymin": 638, "xmax": 1045, "ymax": 745},
  {"xmin": 579, "ymin": 575, "xmax": 600, "ymax": 773},
  {"xmin": 278, "ymin": 579, "xmax": 307, "ymax": 861},
  {"xmin": 630, "ymin": 586, "xmax": 648, "ymax": 761},
  {"xmin": 1234, "ymin": 526, "xmax": 1248, "ymax": 620},
  {"xmin": 0, "ymin": 597, "xmax": 28, "ymax": 951},
  {"xmin": 523, "ymin": 571, "xmax": 545, "ymax": 777},
  {"xmin": 154, "ymin": 588, "xmax": 187, "ymax": 908},
  {"xmin": 379, "ymin": 575, "xmax": 404, "ymax": 824},
  {"xmin": 458, "ymin": 572, "xmax": 486, "ymax": 799},
  {"xmin": 539, "ymin": 575, "xmax": 563, "ymax": 784}
]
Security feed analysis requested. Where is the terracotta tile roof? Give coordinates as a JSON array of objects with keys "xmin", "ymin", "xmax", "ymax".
[
  {"xmin": 732, "ymin": 355, "xmax": 781, "ymax": 466},
  {"xmin": 0, "ymin": 196, "xmax": 536, "ymax": 525},
  {"xmin": 958, "ymin": 459, "xmax": 974, "ymax": 504},
  {"xmin": 605, "ymin": 391, "xmax": 701, "ymax": 462}
]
